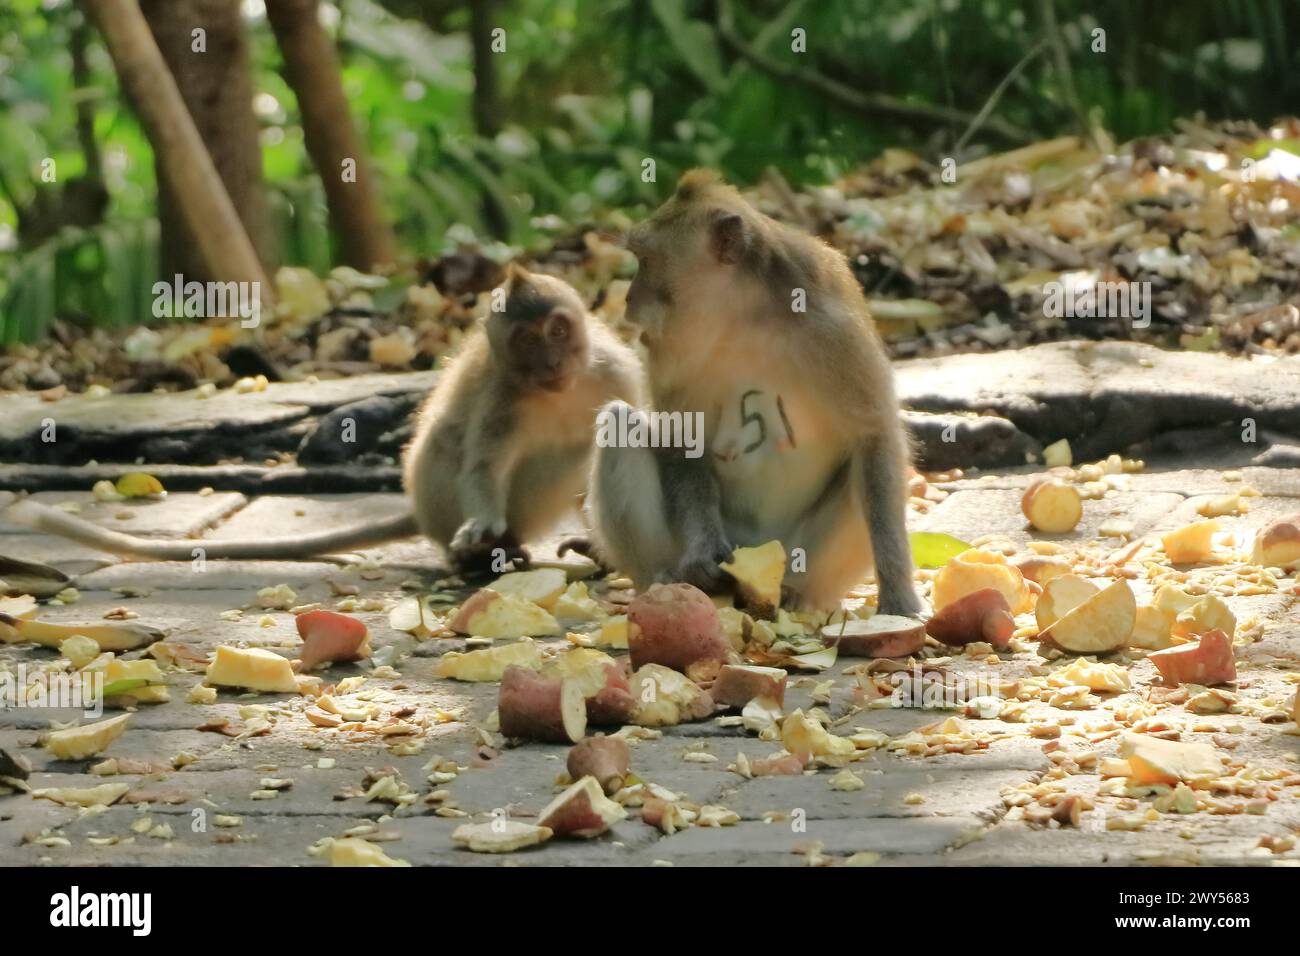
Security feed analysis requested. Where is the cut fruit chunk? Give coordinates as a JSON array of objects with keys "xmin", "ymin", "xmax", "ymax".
[
  {"xmin": 553, "ymin": 581, "xmax": 602, "ymax": 622},
  {"xmin": 449, "ymin": 588, "xmax": 558, "ymax": 638},
  {"xmin": 101, "ymin": 658, "xmax": 168, "ymax": 703},
  {"xmin": 711, "ymin": 664, "xmax": 787, "ymax": 708},
  {"xmin": 925, "ymin": 589, "xmax": 1014, "ymax": 649},
  {"xmin": 629, "ymin": 664, "xmax": 714, "ymax": 727},
  {"xmin": 296, "ymin": 609, "xmax": 371, "ymax": 670},
  {"xmin": 931, "ymin": 549, "xmax": 1032, "ymax": 614},
  {"xmin": 1040, "ymin": 579, "xmax": 1135, "ymax": 653},
  {"xmin": 330, "ymin": 837, "xmax": 411, "ymax": 867},
  {"xmin": 1161, "ymin": 520, "xmax": 1218, "ymax": 563},
  {"xmin": 43, "ymin": 713, "xmax": 131, "ymax": 761},
  {"xmin": 498, "ymin": 666, "xmax": 588, "ymax": 743},
  {"xmin": 1171, "ymin": 594, "xmax": 1236, "ymax": 641},
  {"xmin": 548, "ymin": 649, "xmax": 635, "ymax": 725},
  {"xmin": 1251, "ymin": 514, "xmax": 1300, "ymax": 569},
  {"xmin": 822, "ymin": 615, "xmax": 924, "ymax": 658},
  {"xmin": 1021, "ymin": 477, "xmax": 1083, "ymax": 533},
  {"xmin": 719, "ymin": 540, "xmax": 786, "ymax": 618},
  {"xmin": 452, "ymin": 820, "xmax": 552, "ymax": 853},
  {"xmin": 1010, "ymin": 555, "xmax": 1071, "ymax": 586},
  {"xmin": 1149, "ymin": 629, "xmax": 1236, "ymax": 687},
  {"xmin": 434, "ymin": 638, "xmax": 543, "ymax": 682},
  {"xmin": 488, "ymin": 568, "xmax": 569, "ymax": 610},
  {"xmin": 537, "ymin": 776, "xmax": 627, "ymax": 838},
  {"xmin": 1119, "ymin": 733, "xmax": 1222, "ymax": 785},
  {"xmin": 1130, "ymin": 605, "xmax": 1176, "ymax": 651},
  {"xmin": 597, "ymin": 615, "xmax": 629, "ymax": 649},
  {"xmin": 567, "ymin": 736, "xmax": 630, "ymax": 795},
  {"xmin": 781, "ymin": 709, "xmax": 854, "ymax": 758},
  {"xmin": 205, "ymin": 645, "xmax": 299, "ymax": 693},
  {"xmin": 0, "ymin": 613, "xmax": 163, "ymax": 652},
  {"xmin": 1035, "ymin": 573, "xmax": 1099, "ymax": 632}
]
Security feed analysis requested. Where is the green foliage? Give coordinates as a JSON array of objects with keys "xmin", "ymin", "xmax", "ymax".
[{"xmin": 1, "ymin": 0, "xmax": 1296, "ymax": 343}]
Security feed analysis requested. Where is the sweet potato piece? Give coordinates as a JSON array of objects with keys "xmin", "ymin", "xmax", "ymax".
[
  {"xmin": 823, "ymin": 615, "xmax": 925, "ymax": 658},
  {"xmin": 924, "ymin": 588, "xmax": 1014, "ymax": 649},
  {"xmin": 295, "ymin": 609, "xmax": 371, "ymax": 670},
  {"xmin": 1021, "ymin": 477, "xmax": 1083, "ymax": 533},
  {"xmin": 1011, "ymin": 555, "xmax": 1071, "ymax": 586},
  {"xmin": 931, "ymin": 549, "xmax": 1033, "ymax": 614},
  {"xmin": 586, "ymin": 661, "xmax": 636, "ymax": 726},
  {"xmin": 627, "ymin": 583, "xmax": 730, "ymax": 673},
  {"xmin": 1161, "ymin": 520, "xmax": 1218, "ymax": 564},
  {"xmin": 1041, "ymin": 579, "xmax": 1135, "ymax": 653},
  {"xmin": 629, "ymin": 664, "xmax": 714, "ymax": 726},
  {"xmin": 537, "ymin": 776, "xmax": 627, "ymax": 838},
  {"xmin": 1034, "ymin": 573, "xmax": 1099, "ymax": 632},
  {"xmin": 750, "ymin": 752, "xmax": 806, "ymax": 776},
  {"xmin": 711, "ymin": 664, "xmax": 788, "ymax": 708},
  {"xmin": 1252, "ymin": 513, "xmax": 1300, "ymax": 569},
  {"xmin": 449, "ymin": 588, "xmax": 558, "ymax": 638},
  {"xmin": 567, "ymin": 735, "xmax": 630, "ymax": 794},
  {"xmin": 719, "ymin": 541, "xmax": 786, "ymax": 618},
  {"xmin": 1148, "ymin": 629, "xmax": 1236, "ymax": 687},
  {"xmin": 497, "ymin": 666, "xmax": 587, "ymax": 743}
]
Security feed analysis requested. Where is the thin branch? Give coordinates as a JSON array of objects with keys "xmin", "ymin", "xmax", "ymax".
[
  {"xmin": 954, "ymin": 38, "xmax": 1048, "ymax": 155},
  {"xmin": 716, "ymin": 0, "xmax": 1032, "ymax": 146}
]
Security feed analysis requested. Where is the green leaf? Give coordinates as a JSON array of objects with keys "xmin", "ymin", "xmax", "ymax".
[
  {"xmin": 910, "ymin": 532, "xmax": 972, "ymax": 569},
  {"xmin": 650, "ymin": 0, "xmax": 727, "ymax": 93},
  {"xmin": 99, "ymin": 678, "xmax": 151, "ymax": 698}
]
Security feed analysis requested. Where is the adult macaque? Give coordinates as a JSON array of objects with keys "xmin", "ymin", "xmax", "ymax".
[
  {"xmin": 587, "ymin": 170, "xmax": 921, "ymax": 615},
  {"xmin": 5, "ymin": 267, "xmax": 643, "ymax": 569}
]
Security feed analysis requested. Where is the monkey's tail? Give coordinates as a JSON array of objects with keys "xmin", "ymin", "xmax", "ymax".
[{"xmin": 3, "ymin": 497, "xmax": 420, "ymax": 561}]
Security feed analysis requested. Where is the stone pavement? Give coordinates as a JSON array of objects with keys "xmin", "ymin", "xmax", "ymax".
[{"xmin": 0, "ymin": 458, "xmax": 1297, "ymax": 867}]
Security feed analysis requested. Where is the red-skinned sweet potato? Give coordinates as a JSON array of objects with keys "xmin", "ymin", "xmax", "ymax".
[
  {"xmin": 924, "ymin": 588, "xmax": 1014, "ymax": 649},
  {"xmin": 1148, "ymin": 629, "xmax": 1236, "ymax": 687},
  {"xmin": 498, "ymin": 666, "xmax": 587, "ymax": 743},
  {"xmin": 627, "ymin": 583, "xmax": 731, "ymax": 673},
  {"xmin": 295, "ymin": 610, "xmax": 370, "ymax": 670},
  {"xmin": 567, "ymin": 735, "xmax": 630, "ymax": 795},
  {"xmin": 537, "ymin": 776, "xmax": 626, "ymax": 837},
  {"xmin": 711, "ymin": 664, "xmax": 787, "ymax": 708},
  {"xmin": 823, "ymin": 615, "xmax": 925, "ymax": 658}
]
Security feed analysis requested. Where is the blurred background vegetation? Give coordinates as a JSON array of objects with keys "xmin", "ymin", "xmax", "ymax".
[{"xmin": 0, "ymin": 0, "xmax": 1296, "ymax": 344}]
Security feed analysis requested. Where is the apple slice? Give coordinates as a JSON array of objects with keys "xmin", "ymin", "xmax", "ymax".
[
  {"xmin": 1119, "ymin": 733, "xmax": 1222, "ymax": 786},
  {"xmin": 537, "ymin": 776, "xmax": 627, "ymax": 838},
  {"xmin": 1021, "ymin": 477, "xmax": 1083, "ymax": 533},
  {"xmin": 1252, "ymin": 513, "xmax": 1300, "ymax": 569},
  {"xmin": 925, "ymin": 588, "xmax": 1013, "ymax": 649},
  {"xmin": 823, "ymin": 615, "xmax": 925, "ymax": 658},
  {"xmin": 711, "ymin": 664, "xmax": 788, "ymax": 708},
  {"xmin": 449, "ymin": 588, "xmax": 559, "ymax": 638},
  {"xmin": 296, "ymin": 609, "xmax": 371, "ymax": 670},
  {"xmin": 452, "ymin": 821, "xmax": 552, "ymax": 853},
  {"xmin": 1040, "ymin": 579, "xmax": 1135, "ymax": 653},
  {"xmin": 1148, "ymin": 629, "xmax": 1235, "ymax": 687},
  {"xmin": 1161, "ymin": 520, "xmax": 1218, "ymax": 564},
  {"xmin": 206, "ymin": 645, "xmax": 299, "ymax": 693},
  {"xmin": 489, "ymin": 568, "xmax": 568, "ymax": 610},
  {"xmin": 720, "ymin": 540, "xmax": 786, "ymax": 618},
  {"xmin": 43, "ymin": 713, "xmax": 131, "ymax": 761},
  {"xmin": 1035, "ymin": 573, "xmax": 1099, "ymax": 632}
]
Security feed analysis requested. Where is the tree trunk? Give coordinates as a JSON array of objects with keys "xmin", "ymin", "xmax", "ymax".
[
  {"xmin": 82, "ymin": 0, "xmax": 270, "ymax": 295},
  {"xmin": 265, "ymin": 0, "xmax": 397, "ymax": 271},
  {"xmin": 470, "ymin": 0, "xmax": 501, "ymax": 138},
  {"xmin": 135, "ymin": 0, "xmax": 270, "ymax": 282}
]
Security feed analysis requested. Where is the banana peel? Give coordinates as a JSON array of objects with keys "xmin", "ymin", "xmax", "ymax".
[
  {"xmin": 0, "ymin": 612, "xmax": 164, "ymax": 652},
  {"xmin": 0, "ymin": 555, "xmax": 72, "ymax": 599}
]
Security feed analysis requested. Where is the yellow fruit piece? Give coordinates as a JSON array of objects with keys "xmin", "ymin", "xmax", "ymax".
[
  {"xmin": 598, "ymin": 615, "xmax": 629, "ymax": 649},
  {"xmin": 434, "ymin": 638, "xmax": 543, "ymax": 682},
  {"xmin": 1172, "ymin": 594, "xmax": 1236, "ymax": 641},
  {"xmin": 1035, "ymin": 573, "xmax": 1099, "ymax": 632},
  {"xmin": 1161, "ymin": 520, "xmax": 1218, "ymax": 563},
  {"xmin": 103, "ymin": 658, "xmax": 169, "ymax": 703},
  {"xmin": 932, "ymin": 549, "xmax": 1032, "ymax": 614},
  {"xmin": 720, "ymin": 540, "xmax": 786, "ymax": 617},
  {"xmin": 629, "ymin": 664, "xmax": 712, "ymax": 727},
  {"xmin": 205, "ymin": 645, "xmax": 299, "ymax": 694},
  {"xmin": 1047, "ymin": 657, "xmax": 1131, "ymax": 693},
  {"xmin": 1021, "ymin": 478, "xmax": 1083, "ymax": 533},
  {"xmin": 330, "ymin": 837, "xmax": 411, "ymax": 867},
  {"xmin": 1042, "ymin": 579, "xmax": 1136, "ymax": 653},
  {"xmin": 490, "ymin": 569, "xmax": 569, "ymax": 611},
  {"xmin": 452, "ymin": 821, "xmax": 552, "ymax": 853},
  {"xmin": 60, "ymin": 635, "xmax": 101, "ymax": 669},
  {"xmin": 44, "ymin": 713, "xmax": 131, "ymax": 760},
  {"xmin": 553, "ymin": 581, "xmax": 602, "ymax": 622},
  {"xmin": 1042, "ymin": 438, "xmax": 1073, "ymax": 468},
  {"xmin": 781, "ymin": 709, "xmax": 854, "ymax": 757},
  {"xmin": 1250, "ymin": 514, "xmax": 1300, "ymax": 569},
  {"xmin": 547, "ymin": 647, "xmax": 617, "ymax": 697},
  {"xmin": 0, "ymin": 614, "xmax": 163, "ymax": 652},
  {"xmin": 1119, "ymin": 733, "xmax": 1222, "ymax": 785},
  {"xmin": 450, "ymin": 589, "xmax": 558, "ymax": 639},
  {"xmin": 1129, "ymin": 605, "xmax": 1177, "ymax": 650},
  {"xmin": 31, "ymin": 783, "xmax": 130, "ymax": 807},
  {"xmin": 114, "ymin": 472, "xmax": 165, "ymax": 498}
]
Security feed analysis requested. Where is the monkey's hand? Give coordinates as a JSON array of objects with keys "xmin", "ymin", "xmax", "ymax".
[
  {"xmin": 674, "ymin": 538, "xmax": 736, "ymax": 595},
  {"xmin": 449, "ymin": 517, "xmax": 510, "ymax": 563}
]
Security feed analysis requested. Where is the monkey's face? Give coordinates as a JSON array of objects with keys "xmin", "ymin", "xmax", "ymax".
[
  {"xmin": 624, "ymin": 223, "xmax": 681, "ymax": 334},
  {"xmin": 626, "ymin": 209, "xmax": 746, "ymax": 337},
  {"xmin": 507, "ymin": 310, "xmax": 588, "ymax": 392}
]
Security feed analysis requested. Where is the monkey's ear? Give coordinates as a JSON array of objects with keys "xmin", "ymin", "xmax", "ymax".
[
  {"xmin": 709, "ymin": 212, "xmax": 746, "ymax": 265},
  {"xmin": 503, "ymin": 262, "xmax": 534, "ymax": 293}
]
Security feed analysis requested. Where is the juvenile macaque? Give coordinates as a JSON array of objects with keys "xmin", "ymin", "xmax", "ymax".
[
  {"xmin": 587, "ymin": 170, "xmax": 921, "ymax": 615},
  {"xmin": 4, "ymin": 268, "xmax": 643, "ymax": 569}
]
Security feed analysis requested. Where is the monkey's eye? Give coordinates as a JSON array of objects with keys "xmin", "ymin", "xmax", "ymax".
[{"xmin": 547, "ymin": 317, "xmax": 570, "ymax": 340}]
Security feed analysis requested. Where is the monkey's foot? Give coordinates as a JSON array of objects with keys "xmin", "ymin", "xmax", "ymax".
[{"xmin": 556, "ymin": 536, "xmax": 612, "ymax": 573}]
